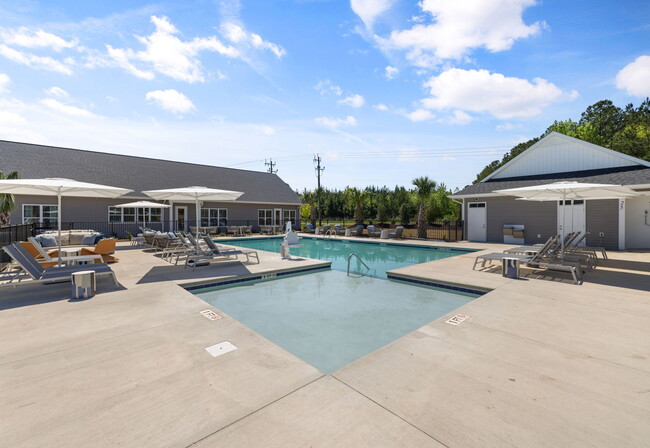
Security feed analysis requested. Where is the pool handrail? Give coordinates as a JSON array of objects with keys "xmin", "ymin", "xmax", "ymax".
[{"xmin": 347, "ymin": 253, "xmax": 369, "ymax": 276}]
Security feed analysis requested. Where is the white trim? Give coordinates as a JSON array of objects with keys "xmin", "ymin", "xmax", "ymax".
[
  {"xmin": 482, "ymin": 132, "xmax": 650, "ymax": 182},
  {"xmin": 618, "ymin": 199, "xmax": 626, "ymax": 250}
]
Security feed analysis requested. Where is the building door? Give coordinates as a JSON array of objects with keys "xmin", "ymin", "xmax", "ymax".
[
  {"xmin": 557, "ymin": 200, "xmax": 586, "ymax": 245},
  {"xmin": 467, "ymin": 202, "xmax": 487, "ymax": 242},
  {"xmin": 274, "ymin": 208, "xmax": 282, "ymax": 227},
  {"xmin": 175, "ymin": 206, "xmax": 188, "ymax": 232}
]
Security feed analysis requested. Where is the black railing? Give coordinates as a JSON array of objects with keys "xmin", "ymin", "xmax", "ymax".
[
  {"xmin": 32, "ymin": 219, "xmax": 302, "ymax": 239},
  {"xmin": 311, "ymin": 218, "xmax": 464, "ymax": 241},
  {"xmin": 1, "ymin": 223, "xmax": 35, "ymax": 264}
]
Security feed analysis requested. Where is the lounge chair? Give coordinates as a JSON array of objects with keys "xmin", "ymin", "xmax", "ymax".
[
  {"xmin": 3, "ymin": 243, "xmax": 119, "ymax": 287},
  {"xmin": 567, "ymin": 232, "xmax": 608, "ymax": 260},
  {"xmin": 304, "ymin": 223, "xmax": 316, "ymax": 234},
  {"xmin": 388, "ymin": 226, "xmax": 404, "ymax": 239},
  {"xmin": 353, "ymin": 225, "xmax": 364, "ymax": 237},
  {"xmin": 367, "ymin": 225, "xmax": 381, "ymax": 238},
  {"xmin": 80, "ymin": 238, "xmax": 120, "ymax": 263},
  {"xmin": 27, "ymin": 237, "xmax": 102, "ymax": 266},
  {"xmin": 474, "ymin": 237, "xmax": 584, "ymax": 284},
  {"xmin": 182, "ymin": 236, "xmax": 259, "ymax": 269}
]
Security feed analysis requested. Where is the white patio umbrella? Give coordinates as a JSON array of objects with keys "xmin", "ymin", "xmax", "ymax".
[
  {"xmin": 141, "ymin": 186, "xmax": 243, "ymax": 240},
  {"xmin": 111, "ymin": 200, "xmax": 171, "ymax": 229},
  {"xmin": 0, "ymin": 178, "xmax": 132, "ymax": 266},
  {"xmin": 494, "ymin": 181, "xmax": 638, "ymax": 255}
]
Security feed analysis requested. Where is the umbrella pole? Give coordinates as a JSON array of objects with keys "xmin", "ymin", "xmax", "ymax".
[
  {"xmin": 196, "ymin": 197, "xmax": 200, "ymax": 241},
  {"xmin": 57, "ymin": 188, "xmax": 62, "ymax": 267},
  {"xmin": 562, "ymin": 193, "xmax": 566, "ymax": 258}
]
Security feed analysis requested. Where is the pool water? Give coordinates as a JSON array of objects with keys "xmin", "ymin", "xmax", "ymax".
[
  {"xmin": 195, "ymin": 270, "xmax": 475, "ymax": 373},
  {"xmin": 218, "ymin": 236, "xmax": 474, "ymax": 279}
]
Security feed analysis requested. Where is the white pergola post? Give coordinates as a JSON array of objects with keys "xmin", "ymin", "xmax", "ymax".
[{"xmin": 618, "ymin": 198, "xmax": 626, "ymax": 250}]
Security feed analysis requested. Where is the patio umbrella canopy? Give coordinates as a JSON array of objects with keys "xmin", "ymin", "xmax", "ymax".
[
  {"xmin": 142, "ymin": 186, "xmax": 243, "ymax": 239},
  {"xmin": 0, "ymin": 178, "xmax": 132, "ymax": 265},
  {"xmin": 112, "ymin": 200, "xmax": 172, "ymax": 230},
  {"xmin": 494, "ymin": 181, "xmax": 638, "ymax": 254}
]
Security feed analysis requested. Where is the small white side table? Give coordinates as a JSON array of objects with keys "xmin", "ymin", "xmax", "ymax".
[
  {"xmin": 380, "ymin": 230, "xmax": 390, "ymax": 239},
  {"xmin": 71, "ymin": 270, "xmax": 96, "ymax": 299}
]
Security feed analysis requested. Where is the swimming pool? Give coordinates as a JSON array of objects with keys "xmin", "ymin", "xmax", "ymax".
[
  {"xmin": 191, "ymin": 236, "xmax": 479, "ymax": 373},
  {"xmin": 195, "ymin": 270, "xmax": 475, "ymax": 373},
  {"xmin": 218, "ymin": 236, "xmax": 475, "ymax": 279}
]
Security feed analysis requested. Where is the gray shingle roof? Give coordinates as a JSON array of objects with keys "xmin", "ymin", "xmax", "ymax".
[
  {"xmin": 452, "ymin": 166, "xmax": 650, "ymax": 197},
  {"xmin": 0, "ymin": 140, "xmax": 301, "ymax": 204}
]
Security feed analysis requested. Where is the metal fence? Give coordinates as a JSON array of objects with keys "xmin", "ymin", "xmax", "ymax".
[
  {"xmin": 0, "ymin": 223, "xmax": 34, "ymax": 264},
  {"xmin": 309, "ymin": 219, "xmax": 464, "ymax": 242}
]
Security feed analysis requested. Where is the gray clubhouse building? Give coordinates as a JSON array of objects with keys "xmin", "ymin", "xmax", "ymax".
[
  {"xmin": 0, "ymin": 140, "xmax": 302, "ymax": 233},
  {"xmin": 452, "ymin": 132, "xmax": 650, "ymax": 250}
]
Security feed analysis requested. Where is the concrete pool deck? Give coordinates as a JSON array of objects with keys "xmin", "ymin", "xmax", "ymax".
[{"xmin": 0, "ymin": 239, "xmax": 648, "ymax": 447}]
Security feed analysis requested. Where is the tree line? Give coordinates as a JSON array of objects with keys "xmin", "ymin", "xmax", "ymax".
[
  {"xmin": 300, "ymin": 178, "xmax": 461, "ymax": 231},
  {"xmin": 474, "ymin": 98, "xmax": 650, "ymax": 183}
]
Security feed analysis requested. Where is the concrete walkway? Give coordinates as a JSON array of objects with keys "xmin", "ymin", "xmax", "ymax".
[{"xmin": 0, "ymin": 240, "xmax": 648, "ymax": 447}]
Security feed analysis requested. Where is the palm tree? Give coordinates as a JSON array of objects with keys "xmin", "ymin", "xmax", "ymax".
[
  {"xmin": 0, "ymin": 170, "xmax": 19, "ymax": 226},
  {"xmin": 344, "ymin": 187, "xmax": 365, "ymax": 225},
  {"xmin": 412, "ymin": 176, "xmax": 437, "ymax": 239}
]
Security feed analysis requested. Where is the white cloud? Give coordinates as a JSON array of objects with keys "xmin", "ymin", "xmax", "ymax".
[
  {"xmin": 0, "ymin": 27, "xmax": 77, "ymax": 52},
  {"xmin": 447, "ymin": 110, "xmax": 472, "ymax": 125},
  {"xmin": 496, "ymin": 122, "xmax": 522, "ymax": 131},
  {"xmin": 105, "ymin": 15, "xmax": 242, "ymax": 83},
  {"xmin": 616, "ymin": 55, "xmax": 650, "ymax": 97},
  {"xmin": 374, "ymin": 103, "xmax": 389, "ymax": 111},
  {"xmin": 40, "ymin": 98, "xmax": 95, "ymax": 117},
  {"xmin": 146, "ymin": 89, "xmax": 196, "ymax": 115},
  {"xmin": 421, "ymin": 68, "xmax": 570, "ymax": 119},
  {"xmin": 406, "ymin": 109, "xmax": 434, "ymax": 122},
  {"xmin": 220, "ymin": 22, "xmax": 285, "ymax": 58},
  {"xmin": 0, "ymin": 110, "xmax": 26, "ymax": 125},
  {"xmin": 315, "ymin": 116, "xmax": 357, "ymax": 129},
  {"xmin": 45, "ymin": 86, "xmax": 68, "ymax": 98},
  {"xmin": 0, "ymin": 73, "xmax": 9, "ymax": 93},
  {"xmin": 385, "ymin": 65, "xmax": 399, "ymax": 80},
  {"xmin": 0, "ymin": 44, "xmax": 73, "ymax": 74},
  {"xmin": 314, "ymin": 79, "xmax": 342, "ymax": 96},
  {"xmin": 338, "ymin": 94, "xmax": 365, "ymax": 108},
  {"xmin": 255, "ymin": 125, "xmax": 276, "ymax": 136},
  {"xmin": 376, "ymin": 0, "xmax": 543, "ymax": 68},
  {"xmin": 350, "ymin": 0, "xmax": 397, "ymax": 30}
]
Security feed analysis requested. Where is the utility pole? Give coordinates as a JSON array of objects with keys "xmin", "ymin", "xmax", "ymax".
[
  {"xmin": 265, "ymin": 159, "xmax": 278, "ymax": 174},
  {"xmin": 313, "ymin": 154, "xmax": 325, "ymax": 226}
]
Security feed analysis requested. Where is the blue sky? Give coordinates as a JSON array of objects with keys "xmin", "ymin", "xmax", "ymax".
[{"xmin": 0, "ymin": 0, "xmax": 648, "ymax": 192}]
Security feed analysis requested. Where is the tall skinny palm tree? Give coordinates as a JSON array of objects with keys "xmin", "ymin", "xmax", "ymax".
[
  {"xmin": 412, "ymin": 176, "xmax": 436, "ymax": 239},
  {"xmin": 0, "ymin": 170, "xmax": 19, "ymax": 226},
  {"xmin": 344, "ymin": 187, "xmax": 365, "ymax": 225}
]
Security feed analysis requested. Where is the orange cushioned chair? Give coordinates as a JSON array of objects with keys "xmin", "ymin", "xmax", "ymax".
[
  {"xmin": 19, "ymin": 242, "xmax": 58, "ymax": 268},
  {"xmin": 80, "ymin": 238, "xmax": 119, "ymax": 263}
]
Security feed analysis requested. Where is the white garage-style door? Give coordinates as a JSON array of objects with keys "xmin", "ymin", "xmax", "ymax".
[{"xmin": 467, "ymin": 202, "xmax": 487, "ymax": 242}]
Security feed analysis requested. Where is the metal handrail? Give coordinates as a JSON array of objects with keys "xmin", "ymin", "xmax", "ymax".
[{"xmin": 347, "ymin": 253, "xmax": 369, "ymax": 276}]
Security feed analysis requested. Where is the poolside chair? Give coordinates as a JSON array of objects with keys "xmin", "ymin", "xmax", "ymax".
[
  {"xmin": 304, "ymin": 223, "xmax": 316, "ymax": 234},
  {"xmin": 3, "ymin": 243, "xmax": 119, "ymax": 287},
  {"xmin": 474, "ymin": 237, "xmax": 584, "ymax": 284},
  {"xmin": 160, "ymin": 233, "xmax": 195, "ymax": 262},
  {"xmin": 367, "ymin": 225, "xmax": 381, "ymax": 238},
  {"xmin": 80, "ymin": 239, "xmax": 119, "ymax": 263},
  {"xmin": 182, "ymin": 236, "xmax": 259, "ymax": 269},
  {"xmin": 567, "ymin": 232, "xmax": 608, "ymax": 260},
  {"xmin": 333, "ymin": 224, "xmax": 346, "ymax": 235},
  {"xmin": 388, "ymin": 226, "xmax": 404, "ymax": 239},
  {"xmin": 27, "ymin": 237, "xmax": 102, "ymax": 266},
  {"xmin": 353, "ymin": 225, "xmax": 364, "ymax": 237}
]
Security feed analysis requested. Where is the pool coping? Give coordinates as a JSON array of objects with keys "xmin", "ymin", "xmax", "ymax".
[
  {"xmin": 386, "ymin": 272, "xmax": 490, "ymax": 296},
  {"xmin": 180, "ymin": 262, "xmax": 331, "ymax": 291}
]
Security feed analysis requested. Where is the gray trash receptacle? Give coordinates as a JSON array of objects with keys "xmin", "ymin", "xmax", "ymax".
[
  {"xmin": 502, "ymin": 257, "xmax": 520, "ymax": 279},
  {"xmin": 71, "ymin": 270, "xmax": 96, "ymax": 299}
]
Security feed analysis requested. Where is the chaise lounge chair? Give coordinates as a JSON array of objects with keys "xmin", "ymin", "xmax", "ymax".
[
  {"xmin": 27, "ymin": 237, "xmax": 102, "ymax": 266},
  {"xmin": 388, "ymin": 226, "xmax": 404, "ymax": 239},
  {"xmin": 3, "ymin": 243, "xmax": 119, "ymax": 287},
  {"xmin": 367, "ymin": 225, "xmax": 381, "ymax": 238},
  {"xmin": 182, "ymin": 236, "xmax": 259, "ymax": 269},
  {"xmin": 80, "ymin": 238, "xmax": 120, "ymax": 263}
]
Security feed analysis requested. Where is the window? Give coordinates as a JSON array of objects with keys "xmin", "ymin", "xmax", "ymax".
[
  {"xmin": 201, "ymin": 208, "xmax": 227, "ymax": 226},
  {"xmin": 283, "ymin": 209, "xmax": 297, "ymax": 226},
  {"xmin": 258, "ymin": 209, "xmax": 272, "ymax": 225},
  {"xmin": 108, "ymin": 207, "xmax": 163, "ymax": 223},
  {"xmin": 469, "ymin": 203, "xmax": 486, "ymax": 208},
  {"xmin": 23, "ymin": 204, "xmax": 58, "ymax": 225}
]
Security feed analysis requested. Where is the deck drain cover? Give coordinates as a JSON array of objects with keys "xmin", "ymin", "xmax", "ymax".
[
  {"xmin": 445, "ymin": 314, "xmax": 469, "ymax": 325},
  {"xmin": 205, "ymin": 341, "xmax": 237, "ymax": 357},
  {"xmin": 200, "ymin": 309, "xmax": 221, "ymax": 320}
]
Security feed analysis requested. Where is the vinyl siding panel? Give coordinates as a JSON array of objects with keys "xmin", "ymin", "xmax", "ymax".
[
  {"xmin": 586, "ymin": 199, "xmax": 618, "ymax": 250},
  {"xmin": 466, "ymin": 197, "xmax": 556, "ymax": 245}
]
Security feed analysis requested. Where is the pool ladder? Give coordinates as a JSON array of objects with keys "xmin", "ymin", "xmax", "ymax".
[{"xmin": 347, "ymin": 253, "xmax": 369, "ymax": 277}]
